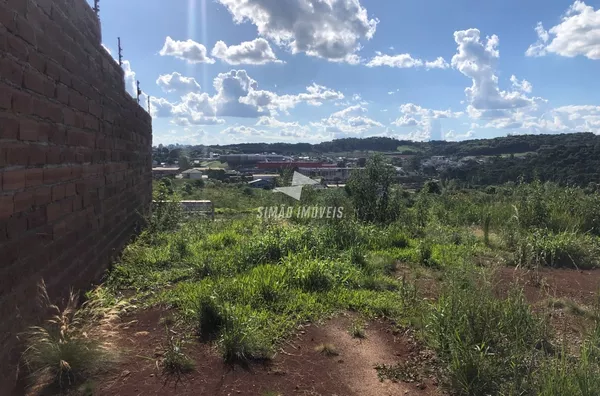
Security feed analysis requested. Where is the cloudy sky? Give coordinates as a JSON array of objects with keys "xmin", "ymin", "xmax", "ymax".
[{"xmin": 94, "ymin": 0, "xmax": 600, "ymax": 146}]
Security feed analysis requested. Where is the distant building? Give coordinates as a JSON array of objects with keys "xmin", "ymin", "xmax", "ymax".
[
  {"xmin": 220, "ymin": 154, "xmax": 290, "ymax": 166},
  {"xmin": 257, "ymin": 162, "xmax": 335, "ymax": 171},
  {"xmin": 297, "ymin": 167, "xmax": 360, "ymax": 183},
  {"xmin": 181, "ymin": 169, "xmax": 203, "ymax": 180},
  {"xmin": 248, "ymin": 179, "xmax": 273, "ymax": 189},
  {"xmin": 152, "ymin": 167, "xmax": 180, "ymax": 180},
  {"xmin": 252, "ymin": 174, "xmax": 278, "ymax": 181}
]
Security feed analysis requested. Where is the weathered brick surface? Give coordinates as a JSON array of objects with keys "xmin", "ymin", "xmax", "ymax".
[{"xmin": 0, "ymin": 0, "xmax": 152, "ymax": 391}]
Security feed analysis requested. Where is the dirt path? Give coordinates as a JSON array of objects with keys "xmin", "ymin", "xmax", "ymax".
[{"xmin": 92, "ymin": 310, "xmax": 440, "ymax": 396}]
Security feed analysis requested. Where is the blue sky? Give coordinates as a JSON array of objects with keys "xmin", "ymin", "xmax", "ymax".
[{"xmin": 92, "ymin": 0, "xmax": 600, "ymax": 146}]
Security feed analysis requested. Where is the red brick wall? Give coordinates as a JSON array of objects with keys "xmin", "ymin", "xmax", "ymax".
[{"xmin": 0, "ymin": 0, "xmax": 152, "ymax": 388}]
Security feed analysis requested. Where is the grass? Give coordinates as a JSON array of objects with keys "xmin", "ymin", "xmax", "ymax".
[
  {"xmin": 42, "ymin": 177, "xmax": 600, "ymax": 395},
  {"xmin": 160, "ymin": 319, "xmax": 195, "ymax": 375},
  {"xmin": 19, "ymin": 282, "xmax": 119, "ymax": 393},
  {"xmin": 349, "ymin": 319, "xmax": 366, "ymax": 339}
]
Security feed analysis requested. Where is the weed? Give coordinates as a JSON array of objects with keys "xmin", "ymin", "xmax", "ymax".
[
  {"xmin": 349, "ymin": 319, "xmax": 366, "ymax": 339},
  {"xmin": 375, "ymin": 361, "xmax": 421, "ymax": 383},
  {"xmin": 161, "ymin": 323, "xmax": 195, "ymax": 376},
  {"xmin": 20, "ymin": 281, "xmax": 118, "ymax": 392},
  {"xmin": 314, "ymin": 343, "xmax": 339, "ymax": 356}
]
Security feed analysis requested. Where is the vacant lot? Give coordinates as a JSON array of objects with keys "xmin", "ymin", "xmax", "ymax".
[{"xmin": 15, "ymin": 162, "xmax": 600, "ymax": 396}]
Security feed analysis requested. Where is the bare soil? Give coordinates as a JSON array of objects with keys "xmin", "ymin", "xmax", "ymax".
[
  {"xmin": 91, "ymin": 310, "xmax": 441, "ymax": 396},
  {"xmin": 493, "ymin": 266, "xmax": 600, "ymax": 305}
]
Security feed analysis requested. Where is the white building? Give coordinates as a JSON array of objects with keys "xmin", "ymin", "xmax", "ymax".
[{"xmin": 181, "ymin": 169, "xmax": 204, "ymax": 180}]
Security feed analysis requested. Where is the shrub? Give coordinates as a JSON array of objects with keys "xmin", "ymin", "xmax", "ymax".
[
  {"xmin": 20, "ymin": 282, "xmax": 118, "ymax": 392},
  {"xmin": 514, "ymin": 229, "xmax": 600, "ymax": 269}
]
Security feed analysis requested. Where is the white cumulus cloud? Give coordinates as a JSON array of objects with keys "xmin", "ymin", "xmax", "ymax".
[
  {"xmin": 216, "ymin": 0, "xmax": 378, "ymax": 63},
  {"xmin": 367, "ymin": 53, "xmax": 449, "ymax": 69},
  {"xmin": 156, "ymin": 72, "xmax": 202, "ymax": 94},
  {"xmin": 526, "ymin": 1, "xmax": 600, "ymax": 60},
  {"xmin": 510, "ymin": 75, "xmax": 533, "ymax": 93},
  {"xmin": 452, "ymin": 28, "xmax": 533, "ymax": 115},
  {"xmin": 159, "ymin": 36, "xmax": 215, "ymax": 64},
  {"xmin": 212, "ymin": 38, "xmax": 283, "ymax": 65}
]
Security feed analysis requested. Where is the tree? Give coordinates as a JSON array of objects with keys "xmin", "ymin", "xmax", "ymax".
[
  {"xmin": 179, "ymin": 155, "xmax": 191, "ymax": 171},
  {"xmin": 347, "ymin": 154, "xmax": 400, "ymax": 224},
  {"xmin": 422, "ymin": 180, "xmax": 442, "ymax": 194},
  {"xmin": 183, "ymin": 182, "xmax": 193, "ymax": 195}
]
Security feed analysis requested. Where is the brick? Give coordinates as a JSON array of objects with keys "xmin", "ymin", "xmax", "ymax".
[
  {"xmin": 43, "ymin": 168, "xmax": 62, "ymax": 184},
  {"xmin": 69, "ymin": 91, "xmax": 88, "ymax": 113},
  {"xmin": 0, "ymin": 114, "xmax": 19, "ymax": 138},
  {"xmin": 27, "ymin": 51, "xmax": 45, "ymax": 73},
  {"xmin": 46, "ymin": 146, "xmax": 61, "ymax": 164},
  {"xmin": 0, "ymin": 195, "xmax": 14, "ymax": 219},
  {"xmin": 23, "ymin": 69, "xmax": 46, "ymax": 95},
  {"xmin": 6, "ymin": 0, "xmax": 28, "ymax": 15},
  {"xmin": 0, "ymin": 59, "xmax": 23, "ymax": 88},
  {"xmin": 0, "ymin": 220, "xmax": 7, "ymax": 243},
  {"xmin": 58, "ymin": 167, "xmax": 72, "ymax": 182},
  {"xmin": 7, "ymin": 213, "xmax": 27, "ymax": 239},
  {"xmin": 14, "ymin": 191, "xmax": 33, "ymax": 212},
  {"xmin": 18, "ymin": 119, "xmax": 39, "ymax": 141},
  {"xmin": 59, "ymin": 66, "xmax": 71, "ymax": 86},
  {"xmin": 60, "ymin": 196, "xmax": 73, "ymax": 214},
  {"xmin": 11, "ymin": 90, "xmax": 32, "ymax": 114},
  {"xmin": 47, "ymin": 102, "xmax": 63, "ymax": 123},
  {"xmin": 25, "ymin": 168, "xmax": 43, "ymax": 188},
  {"xmin": 51, "ymin": 184, "xmax": 66, "ymax": 201},
  {"xmin": 33, "ymin": 186, "xmax": 51, "ymax": 206},
  {"xmin": 28, "ymin": 144, "xmax": 46, "ymax": 166},
  {"xmin": 27, "ymin": 207, "xmax": 46, "ymax": 230},
  {"xmin": 6, "ymin": 32, "xmax": 28, "ymax": 61},
  {"xmin": 2, "ymin": 169, "xmax": 26, "ymax": 191},
  {"xmin": 84, "ymin": 115, "xmax": 99, "ymax": 131},
  {"xmin": 52, "ymin": 219, "xmax": 66, "ymax": 237},
  {"xmin": 65, "ymin": 183, "xmax": 76, "ymax": 197},
  {"xmin": 48, "ymin": 125, "xmax": 66, "ymax": 144},
  {"xmin": 0, "ymin": 83, "xmax": 11, "ymax": 109},
  {"xmin": 89, "ymin": 101, "xmax": 102, "ymax": 118},
  {"xmin": 55, "ymin": 83, "xmax": 69, "ymax": 104},
  {"xmin": 63, "ymin": 108, "xmax": 76, "ymax": 126},
  {"xmin": 36, "ymin": 0, "xmax": 53, "ymax": 16},
  {"xmin": 46, "ymin": 201, "xmax": 61, "ymax": 222},
  {"xmin": 45, "ymin": 60, "xmax": 61, "ymax": 81},
  {"xmin": 15, "ymin": 16, "xmax": 36, "ymax": 46},
  {"xmin": 72, "ymin": 195, "xmax": 82, "ymax": 211},
  {"xmin": 42, "ymin": 78, "xmax": 55, "ymax": 98},
  {"xmin": 0, "ymin": 3, "xmax": 17, "ymax": 32},
  {"xmin": 3, "ymin": 142, "xmax": 28, "ymax": 166}
]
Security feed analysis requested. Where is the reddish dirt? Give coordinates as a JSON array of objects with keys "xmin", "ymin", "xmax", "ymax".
[
  {"xmin": 493, "ymin": 266, "xmax": 600, "ymax": 306},
  {"xmin": 92, "ymin": 310, "xmax": 442, "ymax": 396}
]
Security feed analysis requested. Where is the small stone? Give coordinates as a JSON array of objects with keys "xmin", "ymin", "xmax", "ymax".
[
  {"xmin": 150, "ymin": 373, "xmax": 154, "ymax": 377},
  {"xmin": 121, "ymin": 370, "xmax": 131, "ymax": 377},
  {"xmin": 135, "ymin": 331, "xmax": 150, "ymax": 337}
]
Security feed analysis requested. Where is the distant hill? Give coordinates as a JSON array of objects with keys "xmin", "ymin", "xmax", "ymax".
[
  {"xmin": 209, "ymin": 133, "xmax": 600, "ymax": 158},
  {"xmin": 187, "ymin": 132, "xmax": 600, "ymax": 187}
]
